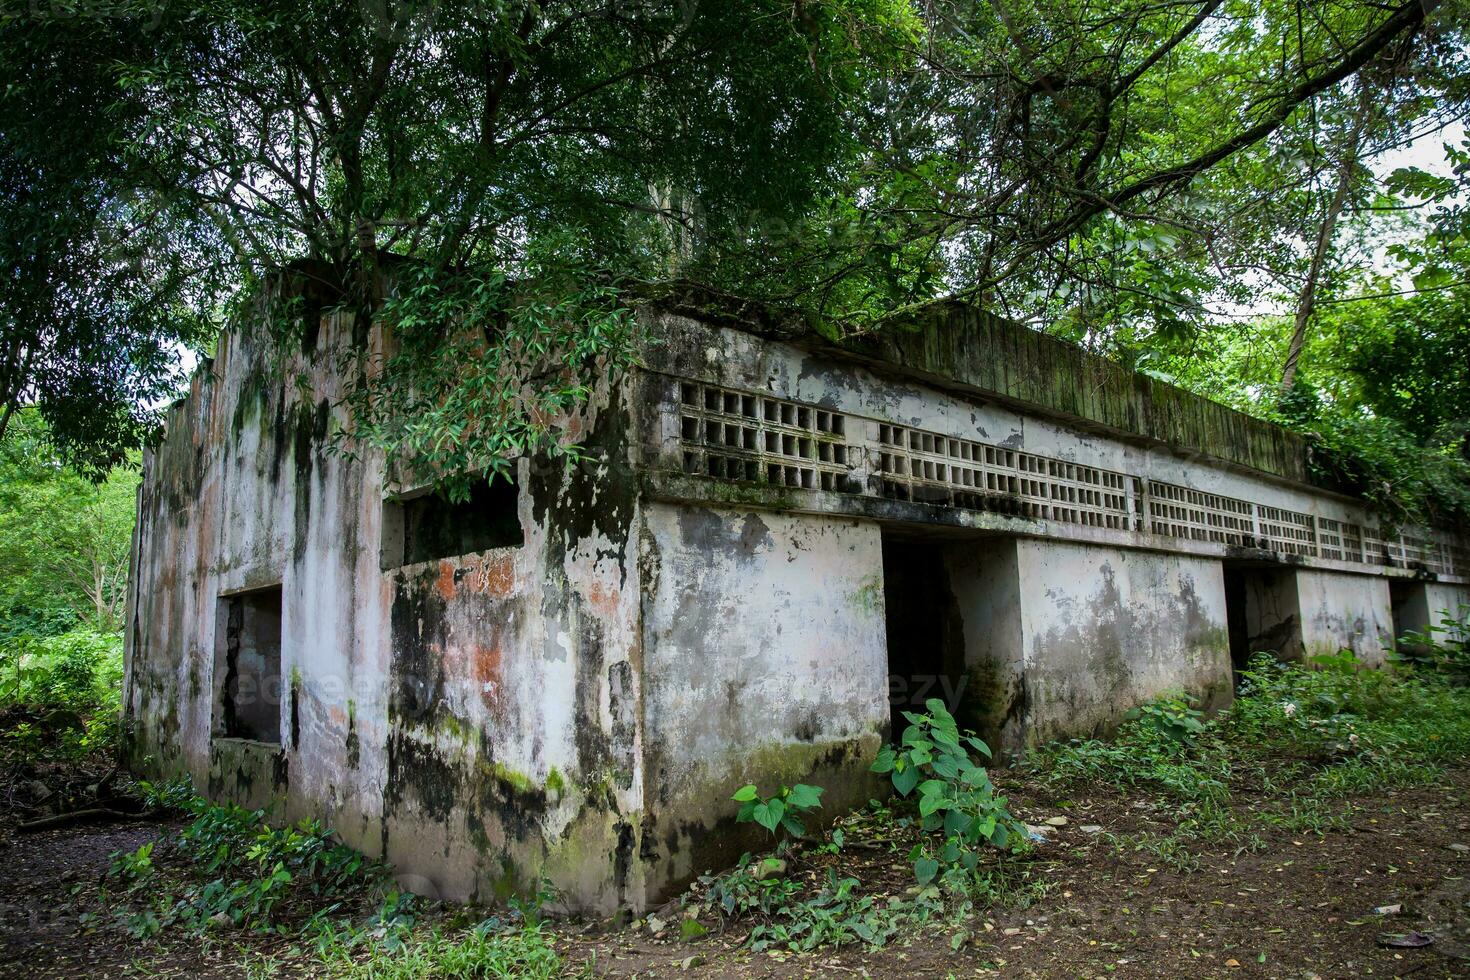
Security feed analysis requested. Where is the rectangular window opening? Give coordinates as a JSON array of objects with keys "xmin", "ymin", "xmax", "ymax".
[
  {"xmin": 381, "ymin": 474, "xmax": 524, "ymax": 568},
  {"xmin": 216, "ymin": 586, "xmax": 283, "ymax": 744}
]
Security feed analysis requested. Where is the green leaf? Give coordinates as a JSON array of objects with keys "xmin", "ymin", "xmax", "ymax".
[
  {"xmin": 914, "ymin": 856, "xmax": 939, "ymax": 886},
  {"xmin": 965, "ymin": 735, "xmax": 993, "ymax": 758},
  {"xmin": 892, "ymin": 765, "xmax": 920, "ymax": 797},
  {"xmin": 781, "ymin": 814, "xmax": 806, "ymax": 838},
  {"xmin": 753, "ymin": 798, "xmax": 786, "ymax": 832},
  {"xmin": 731, "ymin": 784, "xmax": 759, "ymax": 803},
  {"xmin": 943, "ymin": 809, "xmax": 973, "ymax": 837},
  {"xmin": 787, "ymin": 784, "xmax": 824, "ymax": 809},
  {"xmin": 931, "ymin": 727, "xmax": 960, "ymax": 750}
]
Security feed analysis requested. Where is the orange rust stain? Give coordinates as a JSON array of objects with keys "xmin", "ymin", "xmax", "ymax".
[
  {"xmin": 327, "ymin": 706, "xmax": 348, "ymax": 730},
  {"xmin": 478, "ymin": 554, "xmax": 515, "ymax": 598},
  {"xmin": 435, "ymin": 561, "xmax": 457, "ymax": 600},
  {"xmin": 585, "ymin": 579, "xmax": 620, "ymax": 616},
  {"xmin": 473, "ymin": 644, "xmax": 503, "ymax": 699}
]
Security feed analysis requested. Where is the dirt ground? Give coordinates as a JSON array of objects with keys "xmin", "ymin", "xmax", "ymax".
[{"xmin": 5, "ymin": 769, "xmax": 1470, "ymax": 979}]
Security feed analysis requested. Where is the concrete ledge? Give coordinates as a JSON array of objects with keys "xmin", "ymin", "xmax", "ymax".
[{"xmin": 642, "ymin": 471, "xmax": 1468, "ymax": 586}]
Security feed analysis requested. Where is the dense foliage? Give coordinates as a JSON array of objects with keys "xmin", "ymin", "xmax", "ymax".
[
  {"xmin": 0, "ymin": 410, "xmax": 138, "ymax": 639},
  {"xmin": 3, "ymin": 0, "xmax": 1467, "ymax": 516}
]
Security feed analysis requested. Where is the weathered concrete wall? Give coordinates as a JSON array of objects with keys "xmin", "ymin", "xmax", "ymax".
[
  {"xmin": 638, "ymin": 503, "xmax": 887, "ymax": 898},
  {"xmin": 1420, "ymin": 583, "xmax": 1470, "ymax": 629},
  {"xmin": 942, "ymin": 539, "xmax": 1024, "ymax": 748},
  {"xmin": 1391, "ymin": 581, "xmax": 1470, "ymax": 658},
  {"xmin": 1014, "ymin": 541, "xmax": 1233, "ymax": 746},
  {"xmin": 639, "ymin": 311, "xmax": 1469, "ymax": 580},
  {"xmin": 651, "ymin": 291, "xmax": 1311, "ymax": 484},
  {"xmin": 947, "ymin": 539, "xmax": 1232, "ymax": 751},
  {"xmin": 126, "ymin": 296, "xmax": 1467, "ymax": 915},
  {"xmin": 1295, "ymin": 570, "xmax": 1393, "ymax": 665},
  {"xmin": 1240, "ymin": 569, "xmax": 1303, "ymax": 661},
  {"xmin": 126, "ymin": 309, "xmax": 650, "ymax": 911}
]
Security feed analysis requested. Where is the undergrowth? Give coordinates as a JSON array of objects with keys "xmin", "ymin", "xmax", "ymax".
[
  {"xmin": 61, "ymin": 614, "xmax": 1470, "ymax": 966},
  {"xmin": 100, "ymin": 784, "xmax": 576, "ymax": 977},
  {"xmin": 1026, "ymin": 621, "xmax": 1470, "ymax": 871}
]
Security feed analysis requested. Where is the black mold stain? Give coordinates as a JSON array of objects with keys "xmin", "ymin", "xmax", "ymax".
[
  {"xmin": 527, "ymin": 382, "xmax": 637, "ymax": 586},
  {"xmin": 384, "ymin": 729, "xmax": 458, "ymax": 823},
  {"xmin": 793, "ymin": 712, "xmax": 819, "ymax": 743},
  {"xmin": 289, "ymin": 679, "xmax": 301, "ymax": 749},
  {"xmin": 613, "ymin": 822, "xmax": 635, "ymax": 905},
  {"xmin": 650, "ymin": 739, "xmax": 871, "ymax": 898},
  {"xmin": 608, "ymin": 660, "xmax": 637, "ymax": 787},
  {"xmin": 345, "ymin": 714, "xmax": 361, "ymax": 770},
  {"xmin": 269, "ymin": 394, "xmax": 291, "ymax": 484},
  {"xmin": 738, "ymin": 514, "xmax": 771, "ymax": 553},
  {"xmin": 471, "ymin": 730, "xmax": 552, "ymax": 843},
  {"xmin": 387, "ymin": 569, "xmax": 450, "ymax": 729}
]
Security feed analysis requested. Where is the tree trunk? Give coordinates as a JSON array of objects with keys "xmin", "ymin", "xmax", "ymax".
[{"xmin": 1280, "ymin": 83, "xmax": 1374, "ymax": 395}]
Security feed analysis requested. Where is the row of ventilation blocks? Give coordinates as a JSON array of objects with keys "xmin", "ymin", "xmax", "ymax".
[{"xmin": 676, "ymin": 382, "xmax": 1468, "ymax": 575}]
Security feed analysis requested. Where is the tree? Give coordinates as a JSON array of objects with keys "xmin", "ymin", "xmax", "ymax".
[
  {"xmin": 0, "ymin": 11, "xmax": 220, "ymax": 475},
  {"xmin": 0, "ymin": 411, "xmax": 139, "ymax": 638},
  {"xmin": 730, "ymin": 0, "xmax": 1464, "ymax": 331},
  {"xmin": 3, "ymin": 1, "xmax": 916, "ymax": 477}
]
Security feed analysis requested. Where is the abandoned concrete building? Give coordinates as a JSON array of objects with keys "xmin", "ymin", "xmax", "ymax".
[{"xmin": 123, "ymin": 295, "xmax": 1470, "ymax": 912}]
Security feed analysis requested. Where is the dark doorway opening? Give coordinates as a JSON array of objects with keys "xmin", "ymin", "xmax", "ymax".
[
  {"xmin": 216, "ymin": 586, "xmax": 284, "ymax": 743},
  {"xmin": 1223, "ymin": 567, "xmax": 1251, "ymax": 677},
  {"xmin": 1389, "ymin": 578, "xmax": 1429, "ymax": 655},
  {"xmin": 1389, "ymin": 579, "xmax": 1418, "ymax": 646},
  {"xmin": 1222, "ymin": 564, "xmax": 1299, "ymax": 680},
  {"xmin": 881, "ymin": 536, "xmax": 968, "ymax": 738}
]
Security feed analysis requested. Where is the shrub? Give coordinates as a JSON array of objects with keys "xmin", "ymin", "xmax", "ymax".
[
  {"xmin": 0, "ymin": 627, "xmax": 122, "ymax": 760},
  {"xmin": 870, "ymin": 698, "xmax": 1026, "ymax": 886},
  {"xmin": 106, "ymin": 793, "xmax": 397, "ymax": 934},
  {"xmin": 732, "ymin": 782, "xmax": 824, "ymax": 839}
]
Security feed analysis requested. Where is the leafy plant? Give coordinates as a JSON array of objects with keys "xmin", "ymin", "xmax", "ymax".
[
  {"xmin": 748, "ymin": 869, "xmax": 899, "ymax": 952},
  {"xmin": 697, "ymin": 851, "xmax": 804, "ymax": 920},
  {"xmin": 318, "ymin": 919, "xmax": 566, "ymax": 980},
  {"xmin": 1394, "ymin": 605, "xmax": 1470, "ymax": 682},
  {"xmin": 732, "ymin": 782, "xmax": 824, "ymax": 839},
  {"xmin": 105, "ymin": 793, "xmax": 395, "ymax": 934},
  {"xmin": 1123, "ymin": 693, "xmax": 1207, "ymax": 744},
  {"xmin": 110, "ymin": 842, "xmax": 156, "ymax": 884},
  {"xmin": 870, "ymin": 698, "xmax": 1025, "ymax": 886}
]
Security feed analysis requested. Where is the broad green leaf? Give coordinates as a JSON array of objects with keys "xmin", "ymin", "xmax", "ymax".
[
  {"xmin": 892, "ymin": 765, "xmax": 920, "ymax": 796},
  {"xmin": 787, "ymin": 784, "xmax": 824, "ymax": 809}
]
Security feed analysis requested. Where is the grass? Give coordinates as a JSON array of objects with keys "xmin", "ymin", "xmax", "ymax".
[
  {"xmin": 315, "ymin": 923, "xmax": 570, "ymax": 979},
  {"xmin": 1025, "ymin": 644, "xmax": 1470, "ymax": 873},
  {"xmin": 27, "ymin": 626, "xmax": 1470, "ymax": 968}
]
